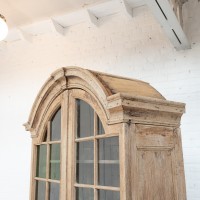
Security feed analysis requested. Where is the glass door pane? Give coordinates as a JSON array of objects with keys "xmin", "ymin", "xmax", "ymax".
[
  {"xmin": 36, "ymin": 145, "xmax": 47, "ymax": 178},
  {"xmin": 76, "ymin": 141, "xmax": 94, "ymax": 185},
  {"xmin": 75, "ymin": 98, "xmax": 120, "ymax": 200},
  {"xmin": 35, "ymin": 181, "xmax": 46, "ymax": 200},
  {"xmin": 50, "ymin": 108, "xmax": 61, "ymax": 141},
  {"xmin": 97, "ymin": 116, "xmax": 104, "ymax": 135},
  {"xmin": 49, "ymin": 182, "xmax": 60, "ymax": 200},
  {"xmin": 98, "ymin": 190, "xmax": 120, "ymax": 200},
  {"xmin": 76, "ymin": 188, "xmax": 94, "ymax": 200},
  {"xmin": 76, "ymin": 99, "xmax": 94, "ymax": 138},
  {"xmin": 49, "ymin": 144, "xmax": 60, "ymax": 180},
  {"xmin": 98, "ymin": 137, "xmax": 120, "ymax": 187}
]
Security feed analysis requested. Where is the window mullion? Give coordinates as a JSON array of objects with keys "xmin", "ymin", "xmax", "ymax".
[
  {"xmin": 68, "ymin": 91, "xmax": 76, "ymax": 200},
  {"xmin": 45, "ymin": 182, "xmax": 49, "ymax": 200},
  {"xmin": 31, "ymin": 143, "xmax": 37, "ymax": 200},
  {"xmin": 46, "ymin": 121, "xmax": 51, "ymax": 181},
  {"xmin": 46, "ymin": 143, "xmax": 50, "ymax": 200},
  {"xmin": 94, "ymin": 113, "xmax": 98, "ymax": 200},
  {"xmin": 46, "ymin": 121, "xmax": 51, "ymax": 200},
  {"xmin": 60, "ymin": 90, "xmax": 69, "ymax": 200},
  {"xmin": 94, "ymin": 138, "xmax": 98, "ymax": 200}
]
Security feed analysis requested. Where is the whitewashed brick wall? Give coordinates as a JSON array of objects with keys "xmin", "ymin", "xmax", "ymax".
[{"xmin": 0, "ymin": 0, "xmax": 199, "ymax": 199}]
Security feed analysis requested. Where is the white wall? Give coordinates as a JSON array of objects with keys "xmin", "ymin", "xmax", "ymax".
[{"xmin": 0, "ymin": 0, "xmax": 199, "ymax": 199}]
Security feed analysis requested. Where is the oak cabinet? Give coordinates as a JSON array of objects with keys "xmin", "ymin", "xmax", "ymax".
[{"xmin": 25, "ymin": 67, "xmax": 186, "ymax": 200}]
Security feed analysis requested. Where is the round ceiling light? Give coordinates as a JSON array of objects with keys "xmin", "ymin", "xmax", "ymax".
[{"xmin": 0, "ymin": 14, "xmax": 8, "ymax": 41}]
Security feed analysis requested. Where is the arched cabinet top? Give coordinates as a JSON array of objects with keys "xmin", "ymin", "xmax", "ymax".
[{"xmin": 24, "ymin": 66, "xmax": 185, "ymax": 135}]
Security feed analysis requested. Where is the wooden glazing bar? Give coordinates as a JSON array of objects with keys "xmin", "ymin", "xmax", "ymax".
[
  {"xmin": 45, "ymin": 182, "xmax": 49, "ymax": 200},
  {"xmin": 95, "ymin": 133, "xmax": 118, "ymax": 139},
  {"xmin": 47, "ymin": 179, "xmax": 60, "ymax": 183},
  {"xmin": 94, "ymin": 113, "xmax": 98, "ymax": 200},
  {"xmin": 35, "ymin": 177, "xmax": 47, "ymax": 181},
  {"xmin": 94, "ymin": 189, "xmax": 98, "ymax": 200},
  {"xmin": 94, "ymin": 138, "xmax": 98, "ymax": 200},
  {"xmin": 96, "ymin": 185, "xmax": 120, "ymax": 191},
  {"xmin": 60, "ymin": 91, "xmax": 69, "ymax": 200},
  {"xmin": 74, "ymin": 183, "xmax": 120, "ymax": 191},
  {"xmin": 41, "ymin": 141, "xmax": 61, "ymax": 144},
  {"xmin": 75, "ymin": 136, "xmax": 94, "ymax": 142},
  {"xmin": 94, "ymin": 138, "xmax": 98, "ymax": 186},
  {"xmin": 30, "ymin": 143, "xmax": 37, "ymax": 200},
  {"xmin": 74, "ymin": 133, "xmax": 119, "ymax": 142},
  {"xmin": 68, "ymin": 91, "xmax": 76, "ymax": 200},
  {"xmin": 74, "ymin": 183, "xmax": 95, "ymax": 189},
  {"xmin": 46, "ymin": 128, "xmax": 50, "ymax": 200}
]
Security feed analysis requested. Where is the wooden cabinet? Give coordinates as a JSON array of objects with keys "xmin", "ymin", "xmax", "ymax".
[{"xmin": 25, "ymin": 67, "xmax": 186, "ymax": 200}]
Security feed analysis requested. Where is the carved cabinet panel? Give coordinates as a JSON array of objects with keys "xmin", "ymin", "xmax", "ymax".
[{"xmin": 135, "ymin": 125, "xmax": 179, "ymax": 200}]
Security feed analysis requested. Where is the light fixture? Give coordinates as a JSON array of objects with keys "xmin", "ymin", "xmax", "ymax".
[{"xmin": 0, "ymin": 14, "xmax": 8, "ymax": 41}]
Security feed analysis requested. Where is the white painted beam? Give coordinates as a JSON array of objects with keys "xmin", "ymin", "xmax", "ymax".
[
  {"xmin": 120, "ymin": 0, "xmax": 133, "ymax": 18},
  {"xmin": 18, "ymin": 29, "xmax": 33, "ymax": 43},
  {"xmin": 145, "ymin": 0, "xmax": 190, "ymax": 50},
  {"xmin": 0, "ymin": 41, "xmax": 7, "ymax": 49},
  {"xmin": 2, "ymin": 0, "xmax": 191, "ymax": 51},
  {"xmin": 85, "ymin": 10, "xmax": 98, "ymax": 27},
  {"xmin": 50, "ymin": 19, "xmax": 65, "ymax": 36}
]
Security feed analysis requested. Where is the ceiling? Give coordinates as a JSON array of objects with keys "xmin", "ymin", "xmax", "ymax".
[
  {"xmin": 1, "ymin": 0, "xmax": 105, "ymax": 28},
  {"xmin": 1, "ymin": 0, "xmax": 143, "ymax": 28},
  {"xmin": 0, "ymin": 0, "xmax": 190, "ymax": 50}
]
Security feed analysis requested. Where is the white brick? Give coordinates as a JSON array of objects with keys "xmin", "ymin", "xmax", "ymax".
[{"xmin": 0, "ymin": 0, "xmax": 200, "ymax": 199}]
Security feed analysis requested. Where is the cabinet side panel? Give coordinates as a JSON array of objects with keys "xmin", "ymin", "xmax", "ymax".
[
  {"xmin": 174, "ymin": 128, "xmax": 187, "ymax": 200},
  {"xmin": 134, "ymin": 124, "xmax": 185, "ymax": 200},
  {"xmin": 137, "ymin": 149, "xmax": 175, "ymax": 200}
]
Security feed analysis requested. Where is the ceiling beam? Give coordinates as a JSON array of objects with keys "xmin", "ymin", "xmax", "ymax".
[
  {"xmin": 0, "ymin": 41, "xmax": 7, "ymax": 49},
  {"xmin": 120, "ymin": 0, "xmax": 133, "ymax": 18},
  {"xmin": 50, "ymin": 19, "xmax": 65, "ymax": 36},
  {"xmin": 145, "ymin": 0, "xmax": 190, "ymax": 50},
  {"xmin": 85, "ymin": 10, "xmax": 98, "ymax": 27},
  {"xmin": 18, "ymin": 29, "xmax": 33, "ymax": 43},
  {"xmin": 3, "ymin": 0, "xmax": 190, "ymax": 50}
]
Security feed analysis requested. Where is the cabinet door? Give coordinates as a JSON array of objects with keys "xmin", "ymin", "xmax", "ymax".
[
  {"xmin": 32, "ymin": 89, "xmax": 121, "ymax": 200},
  {"xmin": 34, "ymin": 107, "xmax": 62, "ymax": 200},
  {"xmin": 67, "ymin": 89, "xmax": 120, "ymax": 200}
]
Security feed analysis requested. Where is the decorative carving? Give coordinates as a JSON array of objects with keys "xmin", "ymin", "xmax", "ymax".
[{"xmin": 25, "ymin": 67, "xmax": 111, "ymax": 135}]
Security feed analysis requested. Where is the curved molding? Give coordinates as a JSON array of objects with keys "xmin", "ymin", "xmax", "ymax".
[
  {"xmin": 65, "ymin": 66, "xmax": 110, "ymax": 104},
  {"xmin": 24, "ymin": 66, "xmax": 111, "ymax": 133},
  {"xmin": 24, "ymin": 66, "xmax": 185, "ymax": 134}
]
